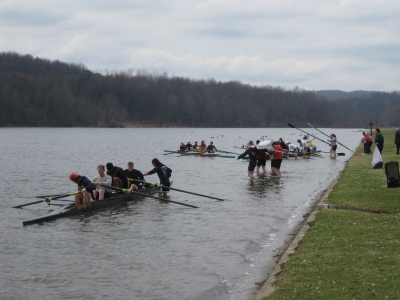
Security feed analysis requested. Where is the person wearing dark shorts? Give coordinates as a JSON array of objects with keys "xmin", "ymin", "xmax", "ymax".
[
  {"xmin": 237, "ymin": 140, "xmax": 259, "ymax": 180},
  {"xmin": 143, "ymin": 158, "xmax": 172, "ymax": 197},
  {"xmin": 270, "ymin": 142, "xmax": 283, "ymax": 177},
  {"xmin": 255, "ymin": 140, "xmax": 269, "ymax": 174}
]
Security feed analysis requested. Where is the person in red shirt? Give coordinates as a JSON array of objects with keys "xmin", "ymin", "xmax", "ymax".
[
  {"xmin": 270, "ymin": 142, "xmax": 283, "ymax": 178},
  {"xmin": 362, "ymin": 132, "xmax": 373, "ymax": 154}
]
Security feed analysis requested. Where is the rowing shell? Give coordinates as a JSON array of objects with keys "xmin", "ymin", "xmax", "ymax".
[
  {"xmin": 163, "ymin": 150, "xmax": 235, "ymax": 158},
  {"xmin": 22, "ymin": 186, "xmax": 160, "ymax": 226}
]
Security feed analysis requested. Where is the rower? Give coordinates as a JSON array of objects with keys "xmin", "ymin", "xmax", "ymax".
[
  {"xmin": 69, "ymin": 173, "xmax": 96, "ymax": 205},
  {"xmin": 179, "ymin": 142, "xmax": 186, "ymax": 151},
  {"xmin": 206, "ymin": 141, "xmax": 217, "ymax": 153},
  {"xmin": 199, "ymin": 140, "xmax": 206, "ymax": 152},
  {"xmin": 193, "ymin": 141, "xmax": 199, "ymax": 151},
  {"xmin": 106, "ymin": 163, "xmax": 129, "ymax": 188},
  {"xmin": 124, "ymin": 162, "xmax": 145, "ymax": 191},
  {"xmin": 186, "ymin": 140, "xmax": 193, "ymax": 151},
  {"xmin": 92, "ymin": 165, "xmax": 113, "ymax": 200}
]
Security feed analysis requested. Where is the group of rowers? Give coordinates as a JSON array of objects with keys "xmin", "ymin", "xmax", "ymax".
[
  {"xmin": 179, "ymin": 140, "xmax": 218, "ymax": 153},
  {"xmin": 69, "ymin": 159, "xmax": 172, "ymax": 206},
  {"xmin": 237, "ymin": 134, "xmax": 338, "ymax": 180}
]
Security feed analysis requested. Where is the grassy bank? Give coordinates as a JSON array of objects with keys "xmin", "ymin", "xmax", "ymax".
[{"xmin": 265, "ymin": 129, "xmax": 400, "ymax": 299}]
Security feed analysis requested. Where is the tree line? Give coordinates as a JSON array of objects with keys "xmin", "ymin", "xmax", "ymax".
[{"xmin": 1, "ymin": 51, "xmax": 399, "ymax": 128}]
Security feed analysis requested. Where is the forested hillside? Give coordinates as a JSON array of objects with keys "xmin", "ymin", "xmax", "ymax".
[{"xmin": 1, "ymin": 52, "xmax": 399, "ymax": 128}]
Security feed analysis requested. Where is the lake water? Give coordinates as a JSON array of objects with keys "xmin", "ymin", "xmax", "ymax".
[{"xmin": 0, "ymin": 127, "xmax": 361, "ymax": 300}]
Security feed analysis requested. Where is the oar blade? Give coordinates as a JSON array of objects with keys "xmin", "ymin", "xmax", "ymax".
[{"xmin": 12, "ymin": 200, "xmax": 43, "ymax": 209}]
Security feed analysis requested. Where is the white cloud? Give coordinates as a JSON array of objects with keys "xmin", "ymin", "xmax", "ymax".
[{"xmin": 0, "ymin": 0, "xmax": 399, "ymax": 91}]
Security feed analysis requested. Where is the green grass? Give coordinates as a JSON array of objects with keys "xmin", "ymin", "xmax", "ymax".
[{"xmin": 266, "ymin": 129, "xmax": 400, "ymax": 300}]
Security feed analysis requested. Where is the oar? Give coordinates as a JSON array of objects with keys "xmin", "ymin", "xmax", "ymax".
[
  {"xmin": 287, "ymin": 123, "xmax": 332, "ymax": 146},
  {"xmin": 131, "ymin": 180, "xmax": 232, "ymax": 202},
  {"xmin": 319, "ymin": 151, "xmax": 346, "ymax": 156},
  {"xmin": 99, "ymin": 184, "xmax": 199, "ymax": 208},
  {"xmin": 34, "ymin": 193, "xmax": 66, "ymax": 198},
  {"xmin": 218, "ymin": 150, "xmax": 242, "ymax": 155},
  {"xmin": 307, "ymin": 122, "xmax": 353, "ymax": 152},
  {"xmin": 13, "ymin": 192, "xmax": 80, "ymax": 208}
]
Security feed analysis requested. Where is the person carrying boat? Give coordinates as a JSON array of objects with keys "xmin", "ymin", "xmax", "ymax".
[
  {"xmin": 237, "ymin": 140, "xmax": 259, "ymax": 180},
  {"xmin": 106, "ymin": 163, "xmax": 129, "ymax": 188},
  {"xmin": 270, "ymin": 142, "xmax": 283, "ymax": 178},
  {"xmin": 69, "ymin": 173, "xmax": 96, "ymax": 205},
  {"xmin": 186, "ymin": 140, "xmax": 193, "ymax": 151},
  {"xmin": 143, "ymin": 158, "xmax": 172, "ymax": 197},
  {"xmin": 92, "ymin": 165, "xmax": 113, "ymax": 200},
  {"xmin": 286, "ymin": 141, "xmax": 300, "ymax": 159},
  {"xmin": 124, "ymin": 161, "xmax": 145, "ymax": 191},
  {"xmin": 206, "ymin": 141, "xmax": 217, "ymax": 153},
  {"xmin": 255, "ymin": 140, "xmax": 269, "ymax": 174}
]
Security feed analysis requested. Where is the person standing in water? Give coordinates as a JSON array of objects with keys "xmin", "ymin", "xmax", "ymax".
[
  {"xmin": 270, "ymin": 142, "xmax": 283, "ymax": 177},
  {"xmin": 143, "ymin": 158, "xmax": 172, "ymax": 197},
  {"xmin": 237, "ymin": 140, "xmax": 259, "ymax": 180},
  {"xmin": 329, "ymin": 134, "xmax": 337, "ymax": 159}
]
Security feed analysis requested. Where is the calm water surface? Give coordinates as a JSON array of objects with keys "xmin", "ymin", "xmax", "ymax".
[{"xmin": 0, "ymin": 127, "xmax": 361, "ymax": 300}]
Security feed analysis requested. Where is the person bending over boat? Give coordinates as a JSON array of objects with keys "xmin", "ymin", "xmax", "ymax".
[
  {"xmin": 270, "ymin": 142, "xmax": 283, "ymax": 178},
  {"xmin": 237, "ymin": 140, "xmax": 259, "ymax": 180},
  {"xmin": 70, "ymin": 173, "xmax": 96, "ymax": 205},
  {"xmin": 124, "ymin": 162, "xmax": 145, "ymax": 191},
  {"xmin": 299, "ymin": 135, "xmax": 315, "ymax": 156},
  {"xmin": 309, "ymin": 141, "xmax": 317, "ymax": 154},
  {"xmin": 106, "ymin": 163, "xmax": 129, "ymax": 188},
  {"xmin": 278, "ymin": 138, "xmax": 289, "ymax": 159},
  {"xmin": 143, "ymin": 158, "xmax": 172, "ymax": 197},
  {"xmin": 286, "ymin": 141, "xmax": 300, "ymax": 160},
  {"xmin": 362, "ymin": 131, "xmax": 373, "ymax": 154},
  {"xmin": 92, "ymin": 165, "xmax": 113, "ymax": 200},
  {"xmin": 255, "ymin": 140, "xmax": 269, "ymax": 174},
  {"xmin": 206, "ymin": 141, "xmax": 217, "ymax": 153}
]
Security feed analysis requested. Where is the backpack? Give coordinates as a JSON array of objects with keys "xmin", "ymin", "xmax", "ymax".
[
  {"xmin": 166, "ymin": 167, "xmax": 172, "ymax": 178},
  {"xmin": 385, "ymin": 161, "xmax": 400, "ymax": 188}
]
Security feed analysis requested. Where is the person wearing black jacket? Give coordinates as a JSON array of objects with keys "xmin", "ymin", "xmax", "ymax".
[
  {"xmin": 69, "ymin": 173, "xmax": 96, "ymax": 205},
  {"xmin": 374, "ymin": 128, "xmax": 384, "ymax": 154},
  {"xmin": 395, "ymin": 128, "xmax": 400, "ymax": 155},
  {"xmin": 237, "ymin": 140, "xmax": 259, "ymax": 180},
  {"xmin": 106, "ymin": 162, "xmax": 129, "ymax": 188}
]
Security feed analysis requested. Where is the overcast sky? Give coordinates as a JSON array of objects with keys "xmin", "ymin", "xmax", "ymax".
[{"xmin": 1, "ymin": 0, "xmax": 399, "ymax": 91}]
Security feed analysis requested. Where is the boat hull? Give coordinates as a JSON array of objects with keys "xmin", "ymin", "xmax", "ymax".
[
  {"xmin": 22, "ymin": 187, "xmax": 159, "ymax": 226},
  {"xmin": 163, "ymin": 150, "xmax": 234, "ymax": 158}
]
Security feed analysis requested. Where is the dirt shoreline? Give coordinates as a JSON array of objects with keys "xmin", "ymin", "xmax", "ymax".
[{"xmin": 254, "ymin": 171, "xmax": 343, "ymax": 299}]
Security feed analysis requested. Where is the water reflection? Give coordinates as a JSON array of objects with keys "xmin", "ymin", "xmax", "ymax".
[{"xmin": 246, "ymin": 174, "xmax": 283, "ymax": 197}]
